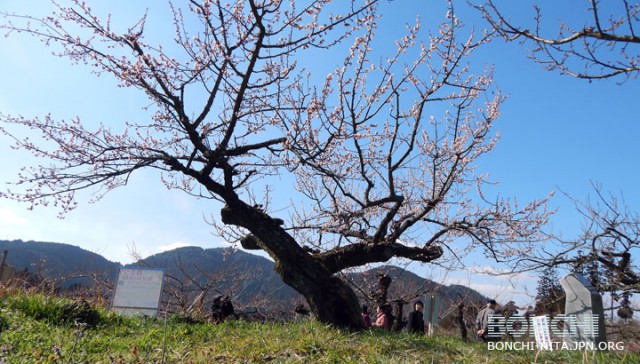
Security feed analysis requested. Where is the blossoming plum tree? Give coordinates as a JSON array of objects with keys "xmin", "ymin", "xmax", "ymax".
[
  {"xmin": 476, "ymin": 0, "xmax": 640, "ymax": 81},
  {"xmin": 0, "ymin": 0, "xmax": 552, "ymax": 329}
]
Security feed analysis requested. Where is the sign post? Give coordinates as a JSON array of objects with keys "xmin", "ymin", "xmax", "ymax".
[
  {"xmin": 111, "ymin": 267, "xmax": 165, "ymax": 316},
  {"xmin": 532, "ymin": 315, "xmax": 553, "ymax": 350}
]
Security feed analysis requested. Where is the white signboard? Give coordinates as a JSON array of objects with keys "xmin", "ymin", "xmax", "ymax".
[
  {"xmin": 532, "ymin": 315, "xmax": 553, "ymax": 350},
  {"xmin": 112, "ymin": 267, "xmax": 164, "ymax": 316}
]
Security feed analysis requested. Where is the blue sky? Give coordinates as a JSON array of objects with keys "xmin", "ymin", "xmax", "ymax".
[{"xmin": 0, "ymin": 0, "xmax": 638, "ymax": 307}]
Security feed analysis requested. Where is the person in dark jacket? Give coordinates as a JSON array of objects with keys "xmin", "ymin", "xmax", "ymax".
[
  {"xmin": 211, "ymin": 295, "xmax": 235, "ymax": 324},
  {"xmin": 211, "ymin": 295, "xmax": 223, "ymax": 324},
  {"xmin": 407, "ymin": 300, "xmax": 425, "ymax": 334},
  {"xmin": 220, "ymin": 295, "xmax": 235, "ymax": 321}
]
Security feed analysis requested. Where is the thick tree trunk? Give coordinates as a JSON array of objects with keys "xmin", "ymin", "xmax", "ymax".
[{"xmin": 220, "ymin": 202, "xmax": 364, "ymax": 330}]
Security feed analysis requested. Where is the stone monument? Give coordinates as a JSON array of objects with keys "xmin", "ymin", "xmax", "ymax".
[
  {"xmin": 559, "ymin": 273, "xmax": 607, "ymax": 349},
  {"xmin": 422, "ymin": 294, "xmax": 442, "ymax": 336}
]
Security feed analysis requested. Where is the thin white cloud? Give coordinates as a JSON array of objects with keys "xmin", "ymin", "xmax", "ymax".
[{"xmin": 0, "ymin": 208, "xmax": 28, "ymax": 226}]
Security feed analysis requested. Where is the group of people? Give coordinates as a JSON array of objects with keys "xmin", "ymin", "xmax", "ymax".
[
  {"xmin": 359, "ymin": 297, "xmax": 502, "ymax": 342},
  {"xmin": 214, "ymin": 293, "xmax": 500, "ymax": 342},
  {"xmin": 360, "ymin": 300, "xmax": 426, "ymax": 334},
  {"xmin": 211, "ymin": 295, "xmax": 235, "ymax": 324}
]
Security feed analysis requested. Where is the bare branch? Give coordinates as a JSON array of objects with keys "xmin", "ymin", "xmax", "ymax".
[{"xmin": 476, "ymin": 0, "xmax": 640, "ymax": 81}]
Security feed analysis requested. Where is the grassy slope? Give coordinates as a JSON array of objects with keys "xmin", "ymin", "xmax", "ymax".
[{"xmin": 0, "ymin": 292, "xmax": 638, "ymax": 363}]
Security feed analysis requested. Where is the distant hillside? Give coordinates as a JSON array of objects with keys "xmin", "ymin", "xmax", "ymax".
[
  {"xmin": 138, "ymin": 247, "xmax": 300, "ymax": 304},
  {"xmin": 137, "ymin": 249, "xmax": 489, "ymax": 310},
  {"xmin": 0, "ymin": 240, "xmax": 488, "ymax": 313},
  {"xmin": 347, "ymin": 265, "xmax": 489, "ymax": 306},
  {"xmin": 0, "ymin": 239, "xmax": 119, "ymax": 281}
]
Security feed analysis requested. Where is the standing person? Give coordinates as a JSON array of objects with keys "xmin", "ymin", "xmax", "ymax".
[
  {"xmin": 407, "ymin": 300, "xmax": 425, "ymax": 334},
  {"xmin": 372, "ymin": 305, "xmax": 388, "ymax": 330},
  {"xmin": 220, "ymin": 295, "xmax": 235, "ymax": 321},
  {"xmin": 456, "ymin": 302, "xmax": 468, "ymax": 340},
  {"xmin": 476, "ymin": 299, "xmax": 498, "ymax": 342},
  {"xmin": 361, "ymin": 305, "xmax": 372, "ymax": 327},
  {"xmin": 382, "ymin": 304, "xmax": 395, "ymax": 331},
  {"xmin": 211, "ymin": 295, "xmax": 223, "ymax": 324}
]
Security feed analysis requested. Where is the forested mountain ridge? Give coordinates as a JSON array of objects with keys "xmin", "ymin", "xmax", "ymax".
[
  {"xmin": 0, "ymin": 239, "xmax": 118, "ymax": 279},
  {"xmin": 0, "ymin": 240, "xmax": 487, "ymax": 307}
]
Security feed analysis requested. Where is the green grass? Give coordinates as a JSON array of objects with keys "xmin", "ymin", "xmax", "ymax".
[{"xmin": 0, "ymin": 291, "xmax": 638, "ymax": 363}]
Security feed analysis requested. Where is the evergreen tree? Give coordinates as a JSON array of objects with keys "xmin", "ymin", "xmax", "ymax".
[
  {"xmin": 535, "ymin": 266, "xmax": 564, "ymax": 315},
  {"xmin": 572, "ymin": 254, "xmax": 615, "ymax": 293},
  {"xmin": 617, "ymin": 291, "xmax": 634, "ymax": 322}
]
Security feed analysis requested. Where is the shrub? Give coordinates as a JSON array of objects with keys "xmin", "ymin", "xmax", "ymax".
[
  {"xmin": 4, "ymin": 293, "xmax": 102, "ymax": 328},
  {"xmin": 0, "ymin": 312, "xmax": 8, "ymax": 332}
]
